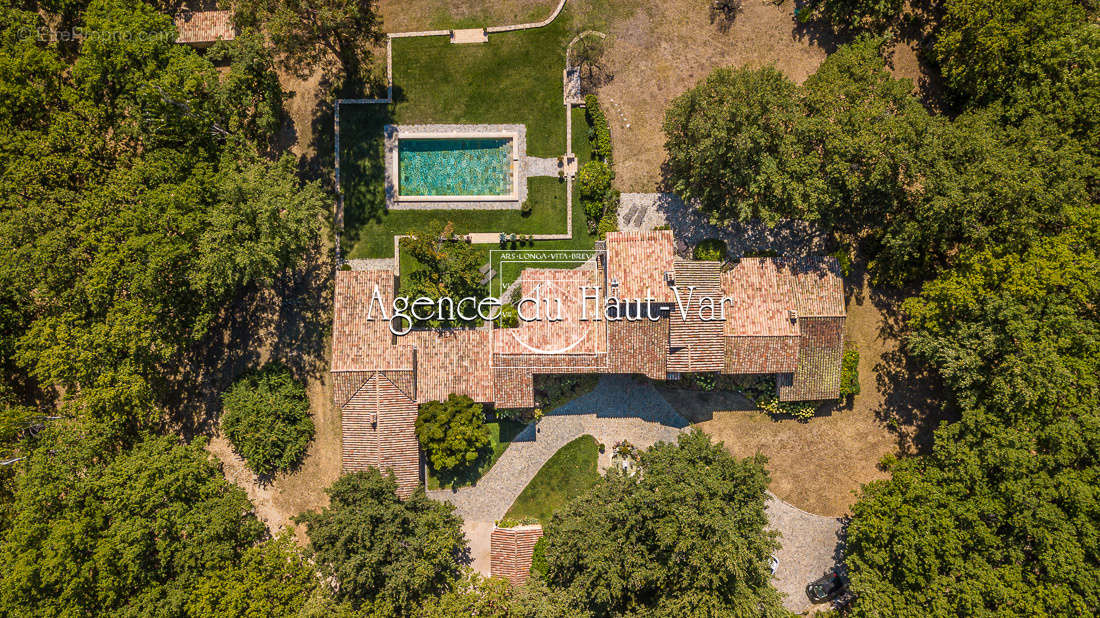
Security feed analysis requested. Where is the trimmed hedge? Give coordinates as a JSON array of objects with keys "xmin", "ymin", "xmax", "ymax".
[
  {"xmin": 840, "ymin": 346, "xmax": 861, "ymax": 397},
  {"xmin": 584, "ymin": 94, "xmax": 612, "ymax": 163}
]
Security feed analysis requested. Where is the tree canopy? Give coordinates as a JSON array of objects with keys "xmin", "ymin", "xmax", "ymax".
[
  {"xmin": 663, "ymin": 37, "xmax": 1093, "ymax": 284},
  {"xmin": 0, "ymin": 0, "xmax": 326, "ymax": 435},
  {"xmin": 0, "ymin": 422, "xmax": 316, "ymax": 615},
  {"xmin": 416, "ymin": 394, "xmax": 491, "ymax": 474},
  {"xmin": 296, "ymin": 470, "xmax": 468, "ymax": 615},
  {"xmin": 221, "ymin": 363, "xmax": 315, "ymax": 476},
  {"xmin": 235, "ymin": 0, "xmax": 385, "ymax": 88},
  {"xmin": 400, "ymin": 222, "xmax": 486, "ymax": 326},
  {"xmin": 539, "ymin": 430, "xmax": 786, "ymax": 617}
]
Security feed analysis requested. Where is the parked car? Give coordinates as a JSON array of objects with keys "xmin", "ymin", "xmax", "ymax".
[{"xmin": 806, "ymin": 566, "xmax": 849, "ymax": 603}]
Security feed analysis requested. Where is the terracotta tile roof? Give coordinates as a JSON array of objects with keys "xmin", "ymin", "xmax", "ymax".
[
  {"xmin": 341, "ymin": 373, "xmax": 421, "ymax": 497},
  {"xmin": 407, "ymin": 328, "xmax": 493, "ymax": 403},
  {"xmin": 332, "ymin": 271, "xmax": 414, "ymax": 372},
  {"xmin": 668, "ymin": 259, "xmax": 725, "ymax": 373},
  {"xmin": 725, "ymin": 336, "xmax": 800, "ymax": 374},
  {"xmin": 493, "ymin": 267, "xmax": 603, "ymax": 356},
  {"xmin": 778, "ymin": 317, "xmax": 844, "ymax": 401},
  {"xmin": 174, "ymin": 10, "xmax": 235, "ymax": 45},
  {"xmin": 779, "ymin": 257, "xmax": 845, "ymax": 317},
  {"xmin": 607, "ymin": 314, "xmax": 668, "ymax": 379},
  {"xmin": 721, "ymin": 259, "xmax": 800, "ymax": 337},
  {"xmin": 491, "ymin": 524, "xmax": 544, "ymax": 585},
  {"xmin": 605, "ymin": 230, "xmax": 677, "ymax": 303}
]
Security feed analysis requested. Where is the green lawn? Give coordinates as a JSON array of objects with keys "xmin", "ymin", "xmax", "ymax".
[
  {"xmin": 339, "ymin": 9, "xmax": 602, "ymax": 261},
  {"xmin": 394, "ymin": 108, "xmax": 599, "ymax": 295},
  {"xmin": 426, "ymin": 420, "xmax": 527, "ymax": 490},
  {"xmin": 503, "ymin": 434, "xmax": 601, "ymax": 524}
]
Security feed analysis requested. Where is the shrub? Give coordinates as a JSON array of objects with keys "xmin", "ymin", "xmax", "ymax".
[
  {"xmin": 687, "ymin": 373, "xmax": 717, "ymax": 391},
  {"xmin": 497, "ymin": 516, "xmax": 539, "ymax": 528},
  {"xmin": 830, "ymin": 245, "xmax": 852, "ymax": 276},
  {"xmin": 840, "ymin": 346, "xmax": 860, "ymax": 397},
  {"xmin": 693, "ymin": 238, "xmax": 728, "ymax": 262},
  {"xmin": 597, "ymin": 212, "xmax": 618, "ymax": 239},
  {"xmin": 530, "ymin": 536, "xmax": 548, "ymax": 579},
  {"xmin": 520, "ymin": 199, "xmax": 532, "ymax": 216},
  {"xmin": 584, "ymin": 94, "xmax": 613, "ymax": 163},
  {"xmin": 416, "ymin": 394, "xmax": 491, "ymax": 473},
  {"xmin": 757, "ymin": 396, "xmax": 816, "ymax": 422},
  {"xmin": 578, "ymin": 160, "xmax": 612, "ymax": 199},
  {"xmin": 221, "ymin": 363, "xmax": 314, "ymax": 476},
  {"xmin": 498, "ymin": 303, "xmax": 519, "ymax": 328}
]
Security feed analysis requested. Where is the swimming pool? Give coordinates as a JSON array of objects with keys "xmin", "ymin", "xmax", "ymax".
[{"xmin": 397, "ymin": 137, "xmax": 514, "ymax": 198}]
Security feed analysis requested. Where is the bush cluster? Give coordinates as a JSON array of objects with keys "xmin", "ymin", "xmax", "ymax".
[
  {"xmin": 415, "ymin": 394, "xmax": 491, "ymax": 473},
  {"xmin": 221, "ymin": 363, "xmax": 315, "ymax": 476},
  {"xmin": 692, "ymin": 238, "xmax": 728, "ymax": 262},
  {"xmin": 578, "ymin": 160, "xmax": 619, "ymax": 236},
  {"xmin": 839, "ymin": 346, "xmax": 860, "ymax": 397},
  {"xmin": 757, "ymin": 396, "xmax": 817, "ymax": 422},
  {"xmin": 584, "ymin": 94, "xmax": 612, "ymax": 163}
]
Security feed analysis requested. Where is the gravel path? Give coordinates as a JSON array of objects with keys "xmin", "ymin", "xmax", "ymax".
[
  {"xmin": 766, "ymin": 492, "xmax": 844, "ymax": 613},
  {"xmin": 429, "ymin": 375, "xmax": 689, "ymax": 573},
  {"xmin": 525, "ymin": 156, "xmax": 561, "ymax": 177},
  {"xmin": 429, "ymin": 373, "xmax": 843, "ymax": 613}
]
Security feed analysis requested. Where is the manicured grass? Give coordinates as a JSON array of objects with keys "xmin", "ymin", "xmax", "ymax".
[
  {"xmin": 349, "ymin": 177, "xmax": 566, "ymax": 258},
  {"xmin": 340, "ymin": 10, "xmax": 581, "ymax": 259},
  {"xmin": 426, "ymin": 420, "xmax": 527, "ymax": 490},
  {"xmin": 503, "ymin": 434, "xmax": 601, "ymax": 523}
]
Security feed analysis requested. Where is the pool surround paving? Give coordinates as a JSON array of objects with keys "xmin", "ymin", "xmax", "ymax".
[{"xmin": 385, "ymin": 123, "xmax": 528, "ymax": 210}]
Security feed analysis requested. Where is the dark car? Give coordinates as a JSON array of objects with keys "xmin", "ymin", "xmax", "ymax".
[{"xmin": 806, "ymin": 566, "xmax": 849, "ymax": 603}]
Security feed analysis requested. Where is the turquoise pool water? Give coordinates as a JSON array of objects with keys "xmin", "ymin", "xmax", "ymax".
[{"xmin": 398, "ymin": 138, "xmax": 513, "ymax": 196}]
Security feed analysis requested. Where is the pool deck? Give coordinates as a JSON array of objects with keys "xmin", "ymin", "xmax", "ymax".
[{"xmin": 384, "ymin": 124, "xmax": 528, "ymax": 210}]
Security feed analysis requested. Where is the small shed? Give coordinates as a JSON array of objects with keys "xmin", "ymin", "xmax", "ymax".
[{"xmin": 175, "ymin": 10, "xmax": 236, "ymax": 47}]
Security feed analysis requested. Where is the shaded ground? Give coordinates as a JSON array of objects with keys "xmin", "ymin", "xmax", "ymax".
[
  {"xmin": 664, "ymin": 266, "xmax": 950, "ymax": 517},
  {"xmin": 160, "ymin": 245, "xmax": 341, "ymax": 543}
]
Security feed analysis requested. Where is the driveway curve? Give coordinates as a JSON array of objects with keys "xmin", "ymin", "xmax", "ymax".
[{"xmin": 429, "ymin": 374, "xmax": 843, "ymax": 613}]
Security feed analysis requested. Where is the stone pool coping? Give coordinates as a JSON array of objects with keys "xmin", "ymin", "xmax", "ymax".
[{"xmin": 384, "ymin": 124, "xmax": 528, "ymax": 210}]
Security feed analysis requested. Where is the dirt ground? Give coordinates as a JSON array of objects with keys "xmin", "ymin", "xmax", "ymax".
[
  {"xmin": 662, "ymin": 269, "xmax": 949, "ymax": 517},
  {"xmin": 206, "ymin": 372, "xmax": 340, "ymax": 544},
  {"xmin": 592, "ymin": 1, "xmax": 830, "ymax": 191}
]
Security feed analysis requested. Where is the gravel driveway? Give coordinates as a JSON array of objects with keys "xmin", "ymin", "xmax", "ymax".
[{"xmin": 429, "ymin": 374, "xmax": 844, "ymax": 613}]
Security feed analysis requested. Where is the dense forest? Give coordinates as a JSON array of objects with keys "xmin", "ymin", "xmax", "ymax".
[
  {"xmin": 667, "ymin": 1, "xmax": 1099, "ymax": 613},
  {"xmin": 0, "ymin": 0, "xmax": 1096, "ymax": 615}
]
